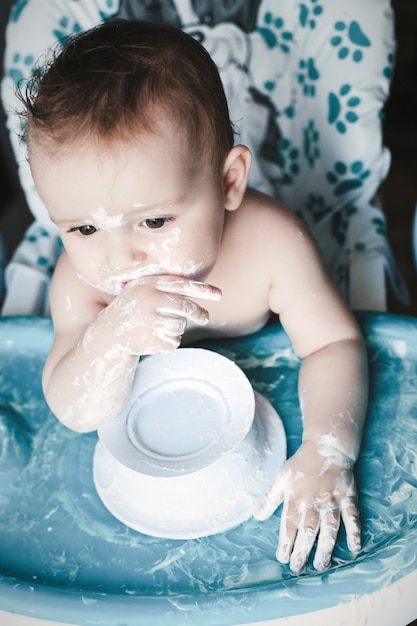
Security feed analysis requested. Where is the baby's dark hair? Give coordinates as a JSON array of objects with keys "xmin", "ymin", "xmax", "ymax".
[{"xmin": 22, "ymin": 19, "xmax": 235, "ymax": 169}]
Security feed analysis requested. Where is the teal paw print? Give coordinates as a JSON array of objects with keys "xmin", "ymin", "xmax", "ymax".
[
  {"xmin": 8, "ymin": 52, "xmax": 36, "ymax": 88},
  {"xmin": 328, "ymin": 84, "xmax": 360, "ymax": 133},
  {"xmin": 305, "ymin": 193, "xmax": 332, "ymax": 223},
  {"xmin": 24, "ymin": 231, "xmax": 63, "ymax": 277},
  {"xmin": 305, "ymin": 194, "xmax": 358, "ymax": 246},
  {"xmin": 257, "ymin": 12, "xmax": 293, "ymax": 53},
  {"xmin": 331, "ymin": 204, "xmax": 358, "ymax": 245},
  {"xmin": 299, "ymin": 0, "xmax": 324, "ymax": 29},
  {"xmin": 10, "ymin": 0, "xmax": 29, "ymax": 22},
  {"xmin": 277, "ymin": 138, "xmax": 300, "ymax": 185},
  {"xmin": 53, "ymin": 16, "xmax": 83, "ymax": 45},
  {"xmin": 283, "ymin": 104, "xmax": 296, "ymax": 118},
  {"xmin": 330, "ymin": 21, "xmax": 370, "ymax": 62},
  {"xmin": 326, "ymin": 161, "xmax": 370, "ymax": 196},
  {"xmin": 303, "ymin": 120, "xmax": 320, "ymax": 167},
  {"xmin": 100, "ymin": 0, "xmax": 118, "ymax": 20},
  {"xmin": 334, "ymin": 262, "xmax": 347, "ymax": 289},
  {"xmin": 352, "ymin": 216, "xmax": 386, "ymax": 254},
  {"xmin": 298, "ymin": 57, "xmax": 320, "ymax": 96},
  {"xmin": 372, "ymin": 217, "xmax": 386, "ymax": 237},
  {"xmin": 383, "ymin": 52, "xmax": 394, "ymax": 80}
]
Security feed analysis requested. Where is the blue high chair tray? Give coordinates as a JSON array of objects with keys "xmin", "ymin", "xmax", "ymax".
[{"xmin": 0, "ymin": 314, "xmax": 416, "ymax": 625}]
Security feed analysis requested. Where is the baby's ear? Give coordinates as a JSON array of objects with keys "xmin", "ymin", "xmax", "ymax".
[{"xmin": 223, "ymin": 145, "xmax": 252, "ymax": 211}]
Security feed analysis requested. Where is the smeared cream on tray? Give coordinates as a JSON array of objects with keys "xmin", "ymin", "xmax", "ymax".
[{"xmin": 0, "ymin": 315, "xmax": 417, "ymax": 626}]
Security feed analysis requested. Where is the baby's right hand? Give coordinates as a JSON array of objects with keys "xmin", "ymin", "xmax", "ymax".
[{"xmin": 101, "ymin": 275, "xmax": 222, "ymax": 355}]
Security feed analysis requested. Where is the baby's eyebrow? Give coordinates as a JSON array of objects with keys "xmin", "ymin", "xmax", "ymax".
[
  {"xmin": 132, "ymin": 196, "xmax": 188, "ymax": 213},
  {"xmin": 50, "ymin": 216, "xmax": 98, "ymax": 230},
  {"xmin": 49, "ymin": 216, "xmax": 85, "ymax": 227}
]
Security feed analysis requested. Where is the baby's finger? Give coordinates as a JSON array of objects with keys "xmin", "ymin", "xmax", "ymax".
[
  {"xmin": 152, "ymin": 316, "xmax": 187, "ymax": 349},
  {"xmin": 276, "ymin": 500, "xmax": 298, "ymax": 564},
  {"xmin": 289, "ymin": 508, "xmax": 319, "ymax": 574},
  {"xmin": 341, "ymin": 496, "xmax": 361, "ymax": 554},
  {"xmin": 313, "ymin": 507, "xmax": 340, "ymax": 571},
  {"xmin": 156, "ymin": 276, "xmax": 222, "ymax": 301},
  {"xmin": 157, "ymin": 295, "xmax": 209, "ymax": 326}
]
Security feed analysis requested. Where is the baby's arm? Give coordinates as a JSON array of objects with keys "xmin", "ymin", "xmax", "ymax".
[
  {"xmin": 254, "ymin": 211, "xmax": 368, "ymax": 574},
  {"xmin": 43, "ymin": 253, "xmax": 221, "ymax": 432}
]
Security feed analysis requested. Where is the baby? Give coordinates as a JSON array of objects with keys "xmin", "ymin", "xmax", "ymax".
[{"xmin": 22, "ymin": 19, "xmax": 368, "ymax": 575}]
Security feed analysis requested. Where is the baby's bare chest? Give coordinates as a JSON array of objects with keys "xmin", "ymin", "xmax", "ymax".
[{"xmin": 184, "ymin": 266, "xmax": 273, "ymax": 342}]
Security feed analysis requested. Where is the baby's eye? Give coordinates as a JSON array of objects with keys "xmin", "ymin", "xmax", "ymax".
[
  {"xmin": 142, "ymin": 217, "xmax": 171, "ymax": 230},
  {"xmin": 69, "ymin": 225, "xmax": 97, "ymax": 236}
]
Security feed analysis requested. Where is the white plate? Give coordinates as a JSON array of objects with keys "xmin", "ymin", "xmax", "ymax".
[
  {"xmin": 98, "ymin": 348, "xmax": 256, "ymax": 476},
  {"xmin": 93, "ymin": 392, "xmax": 287, "ymax": 539}
]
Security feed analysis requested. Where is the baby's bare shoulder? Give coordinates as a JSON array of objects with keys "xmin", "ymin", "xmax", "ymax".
[
  {"xmin": 237, "ymin": 188, "xmax": 332, "ymax": 299},
  {"xmin": 237, "ymin": 188, "xmax": 312, "ymax": 248}
]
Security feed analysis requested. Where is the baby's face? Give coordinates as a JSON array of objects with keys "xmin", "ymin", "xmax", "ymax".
[{"xmin": 29, "ymin": 122, "xmax": 226, "ymax": 295}]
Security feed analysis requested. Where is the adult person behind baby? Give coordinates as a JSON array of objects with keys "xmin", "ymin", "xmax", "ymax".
[{"xmin": 22, "ymin": 19, "xmax": 368, "ymax": 576}]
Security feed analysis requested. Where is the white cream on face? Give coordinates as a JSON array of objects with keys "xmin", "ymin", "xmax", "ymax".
[
  {"xmin": 90, "ymin": 206, "xmax": 126, "ymax": 231},
  {"xmin": 162, "ymin": 227, "xmax": 181, "ymax": 254},
  {"xmin": 158, "ymin": 259, "xmax": 204, "ymax": 279},
  {"xmin": 32, "ymin": 125, "xmax": 225, "ymax": 300},
  {"xmin": 80, "ymin": 250, "xmax": 205, "ymax": 295},
  {"xmin": 71, "ymin": 209, "xmax": 206, "ymax": 296},
  {"xmin": 81, "ymin": 263, "xmax": 165, "ymax": 296}
]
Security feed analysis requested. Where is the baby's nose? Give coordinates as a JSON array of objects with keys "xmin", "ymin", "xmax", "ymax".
[{"xmin": 108, "ymin": 235, "xmax": 147, "ymax": 270}]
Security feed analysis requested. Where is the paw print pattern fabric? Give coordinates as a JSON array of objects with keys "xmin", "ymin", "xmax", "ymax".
[
  {"xmin": 247, "ymin": 0, "xmax": 406, "ymax": 306},
  {"xmin": 0, "ymin": 0, "xmax": 407, "ymax": 314},
  {"xmin": 1, "ymin": 0, "xmax": 120, "ymax": 315}
]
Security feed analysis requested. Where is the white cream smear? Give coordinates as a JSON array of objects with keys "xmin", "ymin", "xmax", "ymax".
[
  {"xmin": 318, "ymin": 432, "xmax": 356, "ymax": 467},
  {"xmin": 90, "ymin": 206, "xmax": 126, "ymax": 231},
  {"xmin": 67, "ymin": 209, "xmax": 215, "ymax": 427},
  {"xmin": 62, "ymin": 346, "xmax": 135, "ymax": 431},
  {"xmin": 84, "ymin": 258, "xmax": 205, "ymax": 296},
  {"xmin": 162, "ymin": 227, "xmax": 181, "ymax": 253},
  {"xmin": 78, "ymin": 209, "xmax": 206, "ymax": 297}
]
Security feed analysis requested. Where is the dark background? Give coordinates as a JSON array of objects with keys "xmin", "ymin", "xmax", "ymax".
[{"xmin": 382, "ymin": 0, "xmax": 417, "ymax": 318}]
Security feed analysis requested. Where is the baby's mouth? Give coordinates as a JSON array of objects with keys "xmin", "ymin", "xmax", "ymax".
[
  {"xmin": 96, "ymin": 266, "xmax": 166, "ymax": 294},
  {"xmin": 87, "ymin": 261, "xmax": 205, "ymax": 295}
]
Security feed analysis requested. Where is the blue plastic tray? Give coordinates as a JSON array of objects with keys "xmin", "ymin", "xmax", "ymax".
[{"xmin": 0, "ymin": 313, "xmax": 416, "ymax": 625}]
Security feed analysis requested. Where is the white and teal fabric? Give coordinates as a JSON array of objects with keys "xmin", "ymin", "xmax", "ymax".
[{"xmin": 1, "ymin": 0, "xmax": 407, "ymax": 315}]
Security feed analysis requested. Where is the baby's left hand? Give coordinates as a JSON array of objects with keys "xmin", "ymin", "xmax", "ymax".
[{"xmin": 253, "ymin": 440, "xmax": 361, "ymax": 574}]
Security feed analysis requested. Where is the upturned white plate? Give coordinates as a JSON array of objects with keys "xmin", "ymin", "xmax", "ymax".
[
  {"xmin": 93, "ymin": 391, "xmax": 286, "ymax": 539},
  {"xmin": 97, "ymin": 348, "xmax": 256, "ymax": 477}
]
